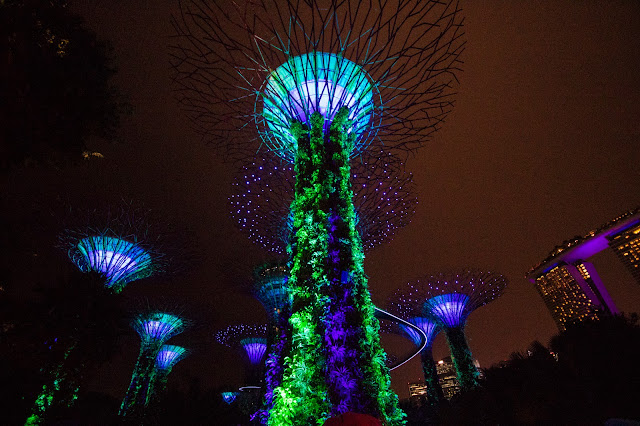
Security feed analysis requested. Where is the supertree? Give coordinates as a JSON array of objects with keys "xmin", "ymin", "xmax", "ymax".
[
  {"xmin": 215, "ymin": 323, "xmax": 269, "ymax": 386},
  {"xmin": 172, "ymin": 1, "xmax": 464, "ymax": 423},
  {"xmin": 59, "ymin": 203, "xmax": 173, "ymax": 293},
  {"xmin": 390, "ymin": 269, "xmax": 507, "ymax": 391},
  {"xmin": 222, "ymin": 391, "xmax": 239, "ymax": 405},
  {"xmin": 230, "ymin": 148, "xmax": 417, "ymax": 255},
  {"xmin": 147, "ymin": 345, "xmax": 189, "ymax": 403},
  {"xmin": 119, "ymin": 311, "xmax": 188, "ymax": 419},
  {"xmin": 26, "ymin": 204, "xmax": 174, "ymax": 425},
  {"xmin": 385, "ymin": 300, "xmax": 443, "ymax": 403}
]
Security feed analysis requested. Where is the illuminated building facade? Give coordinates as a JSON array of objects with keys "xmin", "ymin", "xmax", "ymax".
[
  {"xmin": 527, "ymin": 208, "xmax": 639, "ymax": 331},
  {"xmin": 436, "ymin": 357, "xmax": 461, "ymax": 400},
  {"xmin": 608, "ymin": 220, "xmax": 640, "ymax": 285}
]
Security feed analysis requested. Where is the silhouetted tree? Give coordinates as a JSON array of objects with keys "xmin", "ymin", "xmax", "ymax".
[{"xmin": 0, "ymin": 0, "xmax": 128, "ymax": 170}]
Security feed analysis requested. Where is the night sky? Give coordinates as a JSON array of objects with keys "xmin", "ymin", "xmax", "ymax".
[{"xmin": 5, "ymin": 1, "xmax": 640, "ymax": 399}]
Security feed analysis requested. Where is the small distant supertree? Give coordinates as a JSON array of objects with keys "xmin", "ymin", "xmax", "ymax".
[
  {"xmin": 59, "ymin": 203, "xmax": 173, "ymax": 293},
  {"xmin": 252, "ymin": 263, "xmax": 292, "ymax": 423},
  {"xmin": 391, "ymin": 270, "xmax": 507, "ymax": 391},
  {"xmin": 230, "ymin": 149, "xmax": 417, "ymax": 255},
  {"xmin": 119, "ymin": 311, "xmax": 188, "ymax": 419},
  {"xmin": 386, "ymin": 298, "xmax": 443, "ymax": 402},
  {"xmin": 215, "ymin": 324, "xmax": 268, "ymax": 386},
  {"xmin": 221, "ymin": 391, "xmax": 239, "ymax": 404},
  {"xmin": 146, "ymin": 345, "xmax": 189, "ymax": 406}
]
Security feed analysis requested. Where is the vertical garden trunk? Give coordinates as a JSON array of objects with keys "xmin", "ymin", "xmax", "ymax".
[
  {"xmin": 268, "ymin": 110, "xmax": 403, "ymax": 425},
  {"xmin": 420, "ymin": 348, "xmax": 444, "ymax": 403},
  {"xmin": 445, "ymin": 325, "xmax": 479, "ymax": 391}
]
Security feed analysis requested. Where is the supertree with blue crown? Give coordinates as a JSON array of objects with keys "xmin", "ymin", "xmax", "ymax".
[
  {"xmin": 215, "ymin": 323, "xmax": 269, "ymax": 387},
  {"xmin": 59, "ymin": 203, "xmax": 172, "ymax": 293},
  {"xmin": 385, "ymin": 299, "xmax": 443, "ymax": 403},
  {"xmin": 146, "ymin": 345, "xmax": 189, "ymax": 406},
  {"xmin": 391, "ymin": 269, "xmax": 507, "ymax": 391},
  {"xmin": 25, "ymin": 203, "xmax": 174, "ymax": 426},
  {"xmin": 172, "ymin": 1, "xmax": 464, "ymax": 423},
  {"xmin": 119, "ymin": 310, "xmax": 189, "ymax": 420}
]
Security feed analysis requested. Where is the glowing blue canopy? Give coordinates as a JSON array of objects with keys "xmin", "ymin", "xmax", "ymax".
[
  {"xmin": 155, "ymin": 345, "xmax": 188, "ymax": 370},
  {"xmin": 423, "ymin": 294, "xmax": 471, "ymax": 328},
  {"xmin": 399, "ymin": 317, "xmax": 439, "ymax": 348},
  {"xmin": 221, "ymin": 391, "xmax": 238, "ymax": 404},
  {"xmin": 138, "ymin": 312, "xmax": 184, "ymax": 342},
  {"xmin": 261, "ymin": 52, "xmax": 376, "ymax": 160},
  {"xmin": 239, "ymin": 337, "xmax": 268, "ymax": 365},
  {"xmin": 75, "ymin": 236, "xmax": 152, "ymax": 290}
]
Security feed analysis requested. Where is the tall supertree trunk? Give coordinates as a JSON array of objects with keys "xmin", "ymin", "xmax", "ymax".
[
  {"xmin": 420, "ymin": 348, "xmax": 444, "ymax": 403},
  {"xmin": 444, "ymin": 326, "xmax": 479, "ymax": 391},
  {"xmin": 119, "ymin": 345, "xmax": 160, "ymax": 419},
  {"xmin": 269, "ymin": 110, "xmax": 403, "ymax": 425}
]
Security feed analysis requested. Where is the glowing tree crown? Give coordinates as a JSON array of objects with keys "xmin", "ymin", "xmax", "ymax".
[
  {"xmin": 230, "ymin": 151, "xmax": 416, "ymax": 254},
  {"xmin": 399, "ymin": 317, "xmax": 440, "ymax": 348},
  {"xmin": 254, "ymin": 264, "xmax": 291, "ymax": 318},
  {"xmin": 215, "ymin": 323, "xmax": 268, "ymax": 349},
  {"xmin": 133, "ymin": 312, "xmax": 186, "ymax": 345},
  {"xmin": 72, "ymin": 236, "xmax": 153, "ymax": 290},
  {"xmin": 388, "ymin": 269, "xmax": 507, "ymax": 329},
  {"xmin": 239, "ymin": 337, "xmax": 268, "ymax": 365},
  {"xmin": 221, "ymin": 391, "xmax": 238, "ymax": 404},
  {"xmin": 171, "ymin": 0, "xmax": 465, "ymax": 162},
  {"xmin": 262, "ymin": 52, "xmax": 376, "ymax": 159},
  {"xmin": 155, "ymin": 345, "xmax": 189, "ymax": 371}
]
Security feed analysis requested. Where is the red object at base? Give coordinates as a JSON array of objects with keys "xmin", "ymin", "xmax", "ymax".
[{"xmin": 323, "ymin": 412, "xmax": 383, "ymax": 426}]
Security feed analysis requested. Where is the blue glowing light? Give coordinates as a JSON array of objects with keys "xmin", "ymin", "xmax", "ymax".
[
  {"xmin": 139, "ymin": 313, "xmax": 184, "ymax": 342},
  {"xmin": 155, "ymin": 345, "xmax": 188, "ymax": 370},
  {"xmin": 221, "ymin": 391, "xmax": 238, "ymax": 404},
  {"xmin": 240, "ymin": 338, "xmax": 268, "ymax": 365},
  {"xmin": 399, "ymin": 317, "xmax": 439, "ymax": 348},
  {"xmin": 75, "ymin": 236, "xmax": 152, "ymax": 289},
  {"xmin": 423, "ymin": 294, "xmax": 470, "ymax": 328},
  {"xmin": 261, "ymin": 52, "xmax": 376, "ymax": 160}
]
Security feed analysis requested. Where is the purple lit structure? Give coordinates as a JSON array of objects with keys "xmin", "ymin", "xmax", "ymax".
[
  {"xmin": 59, "ymin": 204, "xmax": 170, "ymax": 293},
  {"xmin": 390, "ymin": 270, "xmax": 507, "ymax": 391},
  {"xmin": 215, "ymin": 324, "xmax": 268, "ymax": 386},
  {"xmin": 147, "ymin": 345, "xmax": 189, "ymax": 405},
  {"xmin": 386, "ymin": 297, "xmax": 443, "ymax": 402},
  {"xmin": 120, "ymin": 311, "xmax": 187, "ymax": 418},
  {"xmin": 172, "ymin": 0, "xmax": 463, "ymax": 422},
  {"xmin": 230, "ymin": 150, "xmax": 417, "ymax": 254}
]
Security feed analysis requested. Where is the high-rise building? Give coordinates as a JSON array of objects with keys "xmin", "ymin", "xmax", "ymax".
[
  {"xmin": 436, "ymin": 357, "xmax": 461, "ymax": 400},
  {"xmin": 608, "ymin": 220, "xmax": 640, "ymax": 285},
  {"xmin": 527, "ymin": 208, "xmax": 639, "ymax": 331}
]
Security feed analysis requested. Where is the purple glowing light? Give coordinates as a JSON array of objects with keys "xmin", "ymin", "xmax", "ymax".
[
  {"xmin": 155, "ymin": 345, "xmax": 188, "ymax": 370},
  {"xmin": 424, "ymin": 294, "xmax": 470, "ymax": 328},
  {"xmin": 240, "ymin": 338, "xmax": 268, "ymax": 365},
  {"xmin": 140, "ymin": 313, "xmax": 184, "ymax": 341},
  {"xmin": 400, "ymin": 317, "xmax": 439, "ymax": 348},
  {"xmin": 221, "ymin": 391, "xmax": 238, "ymax": 404}
]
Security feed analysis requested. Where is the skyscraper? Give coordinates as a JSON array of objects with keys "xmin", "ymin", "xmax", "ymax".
[{"xmin": 527, "ymin": 208, "xmax": 639, "ymax": 331}]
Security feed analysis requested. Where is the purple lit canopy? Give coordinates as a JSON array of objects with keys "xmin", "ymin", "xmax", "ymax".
[
  {"xmin": 133, "ymin": 312, "xmax": 186, "ymax": 344},
  {"xmin": 229, "ymin": 150, "xmax": 416, "ymax": 254},
  {"xmin": 399, "ymin": 317, "xmax": 440, "ymax": 348},
  {"xmin": 239, "ymin": 337, "xmax": 268, "ymax": 366},
  {"xmin": 155, "ymin": 345, "xmax": 189, "ymax": 370},
  {"xmin": 388, "ymin": 269, "xmax": 508, "ymax": 330}
]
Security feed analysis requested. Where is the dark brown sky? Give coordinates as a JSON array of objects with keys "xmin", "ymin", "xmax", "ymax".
[{"xmin": 7, "ymin": 0, "xmax": 640, "ymax": 399}]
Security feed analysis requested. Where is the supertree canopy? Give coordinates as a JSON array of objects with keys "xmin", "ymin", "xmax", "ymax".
[
  {"xmin": 59, "ymin": 203, "xmax": 172, "ymax": 293},
  {"xmin": 253, "ymin": 262, "xmax": 291, "ymax": 321},
  {"xmin": 391, "ymin": 269, "xmax": 507, "ymax": 391},
  {"xmin": 215, "ymin": 323, "xmax": 269, "ymax": 385},
  {"xmin": 386, "ymin": 296, "xmax": 443, "ymax": 403},
  {"xmin": 172, "ymin": 1, "xmax": 463, "ymax": 423},
  {"xmin": 146, "ymin": 344, "xmax": 189, "ymax": 407},
  {"xmin": 221, "ymin": 391, "xmax": 239, "ymax": 404},
  {"xmin": 119, "ymin": 311, "xmax": 188, "ymax": 419},
  {"xmin": 230, "ymin": 149, "xmax": 417, "ymax": 254}
]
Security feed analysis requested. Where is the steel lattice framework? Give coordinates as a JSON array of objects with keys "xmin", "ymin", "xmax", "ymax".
[
  {"xmin": 230, "ymin": 148, "xmax": 417, "ymax": 254},
  {"xmin": 170, "ymin": 0, "xmax": 464, "ymax": 162},
  {"xmin": 171, "ymin": 1, "xmax": 464, "ymax": 423}
]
